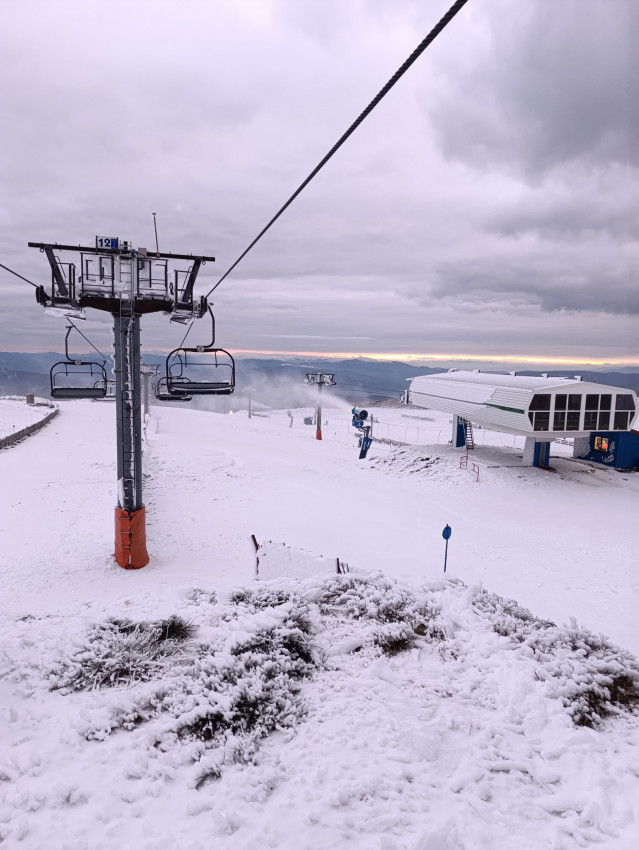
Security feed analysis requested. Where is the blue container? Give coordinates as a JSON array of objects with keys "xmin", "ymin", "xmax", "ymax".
[{"xmin": 579, "ymin": 431, "xmax": 639, "ymax": 470}]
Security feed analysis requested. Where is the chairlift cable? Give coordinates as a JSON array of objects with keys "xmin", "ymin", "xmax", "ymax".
[
  {"xmin": 67, "ymin": 319, "xmax": 109, "ymax": 363},
  {"xmin": 203, "ymin": 0, "xmax": 470, "ymax": 299},
  {"xmin": 0, "ymin": 261, "xmax": 39, "ymax": 288},
  {"xmin": 176, "ymin": 318, "xmax": 195, "ymax": 351},
  {"xmin": 0, "ymin": 261, "xmax": 108, "ymax": 363}
]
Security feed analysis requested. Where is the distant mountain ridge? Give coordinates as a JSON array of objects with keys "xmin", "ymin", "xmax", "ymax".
[{"xmin": 1, "ymin": 352, "xmax": 638, "ymax": 404}]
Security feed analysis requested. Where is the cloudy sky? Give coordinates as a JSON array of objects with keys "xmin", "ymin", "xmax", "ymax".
[{"xmin": 1, "ymin": 0, "xmax": 637, "ymax": 366}]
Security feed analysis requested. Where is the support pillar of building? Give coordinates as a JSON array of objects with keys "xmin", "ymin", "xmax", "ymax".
[
  {"xmin": 523, "ymin": 437, "xmax": 551, "ymax": 468},
  {"xmin": 452, "ymin": 415, "xmax": 466, "ymax": 448}
]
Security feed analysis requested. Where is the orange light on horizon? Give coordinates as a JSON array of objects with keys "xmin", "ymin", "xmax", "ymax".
[{"xmin": 225, "ymin": 348, "xmax": 639, "ymax": 367}]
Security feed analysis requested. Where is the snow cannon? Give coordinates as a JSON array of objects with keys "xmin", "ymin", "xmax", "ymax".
[
  {"xmin": 351, "ymin": 407, "xmax": 373, "ymax": 459},
  {"xmin": 351, "ymin": 407, "xmax": 368, "ymax": 428}
]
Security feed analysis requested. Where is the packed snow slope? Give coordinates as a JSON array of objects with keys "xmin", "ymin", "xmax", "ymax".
[
  {"xmin": 0, "ymin": 397, "xmax": 51, "ymax": 440},
  {"xmin": 1, "ymin": 401, "xmax": 638, "ymax": 850}
]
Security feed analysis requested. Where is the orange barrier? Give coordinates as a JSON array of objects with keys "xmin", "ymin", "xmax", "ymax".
[{"xmin": 114, "ymin": 506, "xmax": 149, "ymax": 569}]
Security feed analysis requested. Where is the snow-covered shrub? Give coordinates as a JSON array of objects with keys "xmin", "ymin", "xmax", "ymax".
[
  {"xmin": 319, "ymin": 573, "xmax": 442, "ymax": 633},
  {"xmin": 316, "ymin": 574, "xmax": 445, "ymax": 660},
  {"xmin": 472, "ymin": 589, "xmax": 556, "ymax": 640},
  {"xmin": 185, "ymin": 588, "xmax": 217, "ymax": 606},
  {"xmin": 373, "ymin": 621, "xmax": 418, "ymax": 656},
  {"xmin": 319, "ymin": 574, "xmax": 415, "ymax": 623},
  {"xmin": 230, "ymin": 586, "xmax": 296, "ymax": 610},
  {"xmin": 168, "ymin": 653, "xmax": 308, "ymax": 748},
  {"xmin": 47, "ymin": 616, "xmax": 197, "ymax": 693},
  {"xmin": 156, "ymin": 614, "xmax": 199, "ymax": 642},
  {"xmin": 63, "ymin": 597, "xmax": 319, "ymax": 777},
  {"xmin": 231, "ymin": 623, "xmax": 315, "ymax": 671},
  {"xmin": 525, "ymin": 625, "xmax": 639, "ymax": 727},
  {"xmin": 472, "ymin": 589, "xmax": 639, "ymax": 727}
]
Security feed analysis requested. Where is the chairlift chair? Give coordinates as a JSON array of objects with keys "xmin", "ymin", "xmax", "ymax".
[
  {"xmin": 154, "ymin": 376, "xmax": 192, "ymax": 403},
  {"xmin": 50, "ymin": 326, "xmax": 108, "ymax": 400},
  {"xmin": 164, "ymin": 307, "xmax": 235, "ymax": 397}
]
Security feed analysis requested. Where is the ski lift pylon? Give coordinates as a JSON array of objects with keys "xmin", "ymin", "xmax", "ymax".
[
  {"xmin": 50, "ymin": 325, "xmax": 108, "ymax": 400},
  {"xmin": 164, "ymin": 307, "xmax": 235, "ymax": 397}
]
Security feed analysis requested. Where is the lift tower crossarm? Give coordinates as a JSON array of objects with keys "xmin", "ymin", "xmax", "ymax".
[
  {"xmin": 180, "ymin": 258, "xmax": 203, "ymax": 306},
  {"xmin": 28, "ymin": 242, "xmax": 215, "ymax": 263},
  {"xmin": 43, "ymin": 246, "xmax": 70, "ymax": 298}
]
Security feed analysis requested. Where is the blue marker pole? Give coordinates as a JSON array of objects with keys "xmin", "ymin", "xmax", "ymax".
[{"xmin": 442, "ymin": 524, "xmax": 452, "ymax": 573}]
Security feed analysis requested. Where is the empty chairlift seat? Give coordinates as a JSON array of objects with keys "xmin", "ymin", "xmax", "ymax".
[
  {"xmin": 162, "ymin": 307, "xmax": 235, "ymax": 398},
  {"xmin": 154, "ymin": 376, "xmax": 192, "ymax": 402},
  {"xmin": 50, "ymin": 326, "xmax": 109, "ymax": 399},
  {"xmin": 50, "ymin": 361, "xmax": 108, "ymax": 399},
  {"xmin": 166, "ymin": 349, "xmax": 235, "ymax": 396}
]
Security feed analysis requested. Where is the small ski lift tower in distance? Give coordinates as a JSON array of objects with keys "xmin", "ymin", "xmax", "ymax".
[
  {"xmin": 164, "ymin": 307, "xmax": 236, "ymax": 397},
  {"xmin": 304, "ymin": 373, "xmax": 336, "ymax": 440},
  {"xmin": 30, "ymin": 236, "xmax": 215, "ymax": 570},
  {"xmin": 140, "ymin": 362, "xmax": 159, "ymax": 417},
  {"xmin": 50, "ymin": 324, "xmax": 108, "ymax": 400}
]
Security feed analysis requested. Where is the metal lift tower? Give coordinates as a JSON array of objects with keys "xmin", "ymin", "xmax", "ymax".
[
  {"xmin": 30, "ymin": 236, "xmax": 213, "ymax": 569},
  {"xmin": 304, "ymin": 373, "xmax": 336, "ymax": 440}
]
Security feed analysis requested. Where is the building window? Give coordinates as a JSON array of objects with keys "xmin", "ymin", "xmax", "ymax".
[
  {"xmin": 553, "ymin": 411, "xmax": 566, "ymax": 430},
  {"xmin": 593, "ymin": 436, "xmax": 609, "ymax": 452},
  {"xmin": 598, "ymin": 411, "xmax": 610, "ymax": 430},
  {"xmin": 584, "ymin": 411, "xmax": 598, "ymax": 430},
  {"xmin": 566, "ymin": 411, "xmax": 580, "ymax": 430},
  {"xmin": 554, "ymin": 394, "xmax": 567, "ymax": 411},
  {"xmin": 600, "ymin": 394, "xmax": 611, "ymax": 410},
  {"xmin": 585, "ymin": 394, "xmax": 599, "ymax": 411},
  {"xmin": 568, "ymin": 394, "xmax": 582, "ymax": 411},
  {"xmin": 528, "ymin": 394, "xmax": 551, "ymax": 430},
  {"xmin": 615, "ymin": 394, "xmax": 635, "ymax": 412},
  {"xmin": 532, "ymin": 412, "xmax": 550, "ymax": 431},
  {"xmin": 614, "ymin": 411, "xmax": 630, "ymax": 430},
  {"xmin": 530, "ymin": 394, "xmax": 551, "ymax": 411}
]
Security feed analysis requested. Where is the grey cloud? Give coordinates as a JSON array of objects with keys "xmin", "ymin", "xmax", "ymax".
[
  {"xmin": 1, "ymin": 0, "xmax": 636, "ymax": 364},
  {"xmin": 428, "ymin": 256, "xmax": 639, "ymax": 316},
  {"xmin": 427, "ymin": 0, "xmax": 636, "ymax": 178},
  {"xmin": 487, "ymin": 183, "xmax": 639, "ymax": 242}
]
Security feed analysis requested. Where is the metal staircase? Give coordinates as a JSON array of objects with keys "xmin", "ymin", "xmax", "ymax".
[{"xmin": 464, "ymin": 419, "xmax": 475, "ymax": 449}]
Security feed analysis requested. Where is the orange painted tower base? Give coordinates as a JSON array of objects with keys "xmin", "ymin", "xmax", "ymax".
[
  {"xmin": 316, "ymin": 430, "xmax": 322, "ymax": 440},
  {"xmin": 115, "ymin": 506, "xmax": 149, "ymax": 569}
]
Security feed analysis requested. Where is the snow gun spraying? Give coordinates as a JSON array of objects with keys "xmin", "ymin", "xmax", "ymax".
[{"xmin": 352, "ymin": 407, "xmax": 373, "ymax": 459}]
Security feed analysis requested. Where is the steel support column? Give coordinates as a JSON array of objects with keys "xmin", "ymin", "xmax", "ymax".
[
  {"xmin": 114, "ymin": 309, "xmax": 143, "ymax": 511},
  {"xmin": 113, "ymin": 306, "xmax": 148, "ymax": 568}
]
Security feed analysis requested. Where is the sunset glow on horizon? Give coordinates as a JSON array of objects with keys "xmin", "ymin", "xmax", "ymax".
[{"xmin": 227, "ymin": 349, "xmax": 639, "ymax": 368}]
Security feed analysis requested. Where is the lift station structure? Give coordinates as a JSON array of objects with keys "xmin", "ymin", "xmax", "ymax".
[
  {"xmin": 408, "ymin": 370, "xmax": 638, "ymax": 467},
  {"xmin": 31, "ymin": 237, "xmax": 234, "ymax": 568}
]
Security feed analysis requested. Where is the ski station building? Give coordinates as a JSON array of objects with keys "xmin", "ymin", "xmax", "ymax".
[{"xmin": 407, "ymin": 370, "xmax": 639, "ymax": 469}]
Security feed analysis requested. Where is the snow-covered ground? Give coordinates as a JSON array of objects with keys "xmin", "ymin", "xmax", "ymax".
[
  {"xmin": 0, "ymin": 397, "xmax": 51, "ymax": 440},
  {"xmin": 1, "ymin": 401, "xmax": 638, "ymax": 849}
]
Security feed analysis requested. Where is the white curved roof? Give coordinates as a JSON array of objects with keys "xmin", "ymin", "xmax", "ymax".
[
  {"xmin": 425, "ymin": 371, "xmax": 580, "ymax": 391},
  {"xmin": 408, "ymin": 371, "xmax": 637, "ymax": 438}
]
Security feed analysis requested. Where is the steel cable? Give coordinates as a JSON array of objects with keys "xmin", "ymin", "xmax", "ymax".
[{"xmin": 203, "ymin": 0, "xmax": 470, "ymax": 299}]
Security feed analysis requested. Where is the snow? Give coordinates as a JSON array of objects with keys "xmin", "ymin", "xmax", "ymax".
[
  {"xmin": 0, "ymin": 397, "xmax": 51, "ymax": 440},
  {"xmin": 1, "ymin": 400, "xmax": 638, "ymax": 849}
]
